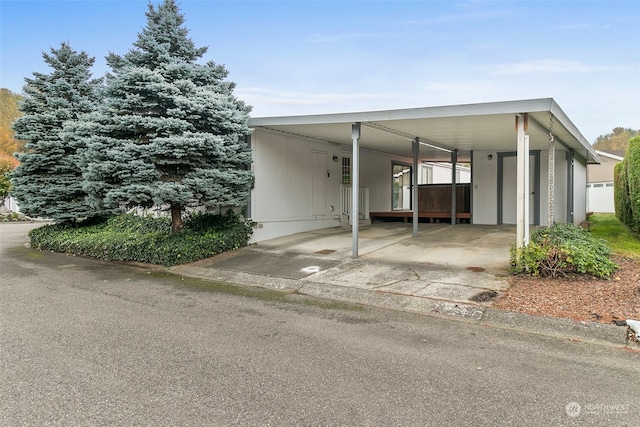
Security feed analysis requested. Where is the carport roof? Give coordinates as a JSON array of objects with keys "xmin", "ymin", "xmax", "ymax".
[{"xmin": 248, "ymin": 98, "xmax": 600, "ymax": 164}]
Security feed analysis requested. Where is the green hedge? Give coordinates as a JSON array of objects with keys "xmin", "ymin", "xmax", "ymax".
[
  {"xmin": 615, "ymin": 135, "xmax": 640, "ymax": 232},
  {"xmin": 627, "ymin": 136, "xmax": 640, "ymax": 231},
  {"xmin": 28, "ymin": 211, "xmax": 253, "ymax": 267},
  {"xmin": 510, "ymin": 222, "xmax": 618, "ymax": 279}
]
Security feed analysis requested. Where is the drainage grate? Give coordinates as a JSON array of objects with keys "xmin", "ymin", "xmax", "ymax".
[
  {"xmin": 470, "ymin": 290, "xmax": 498, "ymax": 302},
  {"xmin": 315, "ymin": 249, "xmax": 336, "ymax": 255},
  {"xmin": 466, "ymin": 266, "xmax": 485, "ymax": 272}
]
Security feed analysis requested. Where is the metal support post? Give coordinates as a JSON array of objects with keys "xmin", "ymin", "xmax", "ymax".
[
  {"xmin": 351, "ymin": 122, "xmax": 361, "ymax": 258},
  {"xmin": 412, "ymin": 138, "xmax": 419, "ymax": 237}
]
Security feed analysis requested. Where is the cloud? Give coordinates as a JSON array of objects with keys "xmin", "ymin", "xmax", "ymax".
[
  {"xmin": 555, "ymin": 23, "xmax": 589, "ymax": 30},
  {"xmin": 307, "ymin": 32, "xmax": 388, "ymax": 43},
  {"xmin": 236, "ymin": 87, "xmax": 406, "ymax": 116},
  {"xmin": 490, "ymin": 59, "xmax": 622, "ymax": 75},
  {"xmin": 407, "ymin": 8, "xmax": 513, "ymax": 26}
]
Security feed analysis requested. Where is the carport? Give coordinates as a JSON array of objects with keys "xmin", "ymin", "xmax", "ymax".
[{"xmin": 248, "ymin": 98, "xmax": 600, "ymax": 258}]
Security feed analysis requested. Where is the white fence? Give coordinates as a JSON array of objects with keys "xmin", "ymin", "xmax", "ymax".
[{"xmin": 339, "ymin": 184, "xmax": 369, "ymax": 222}]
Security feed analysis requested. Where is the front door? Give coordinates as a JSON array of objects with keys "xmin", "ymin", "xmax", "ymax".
[{"xmin": 499, "ymin": 152, "xmax": 539, "ymax": 225}]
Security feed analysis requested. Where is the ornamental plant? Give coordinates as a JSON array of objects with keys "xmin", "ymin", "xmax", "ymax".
[{"xmin": 510, "ymin": 222, "xmax": 618, "ymax": 279}]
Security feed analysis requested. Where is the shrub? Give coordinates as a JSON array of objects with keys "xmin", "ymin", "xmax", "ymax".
[
  {"xmin": 510, "ymin": 222, "xmax": 618, "ymax": 279},
  {"xmin": 626, "ymin": 136, "xmax": 640, "ymax": 232},
  {"xmin": 614, "ymin": 161, "xmax": 632, "ymax": 226},
  {"xmin": 28, "ymin": 211, "xmax": 253, "ymax": 267}
]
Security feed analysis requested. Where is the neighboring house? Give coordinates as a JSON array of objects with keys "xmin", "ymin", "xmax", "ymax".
[
  {"xmin": 420, "ymin": 162, "xmax": 471, "ymax": 184},
  {"xmin": 246, "ymin": 98, "xmax": 600, "ymax": 255},
  {"xmin": 1, "ymin": 196, "xmax": 20, "ymax": 213},
  {"xmin": 586, "ymin": 150, "xmax": 624, "ymax": 213}
]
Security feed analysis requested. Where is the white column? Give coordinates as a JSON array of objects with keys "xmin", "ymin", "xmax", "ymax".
[
  {"xmin": 451, "ymin": 149, "xmax": 458, "ymax": 224},
  {"xmin": 524, "ymin": 135, "xmax": 530, "ymax": 244},
  {"xmin": 352, "ymin": 122, "xmax": 361, "ymax": 258},
  {"xmin": 548, "ymin": 131, "xmax": 555, "ymax": 225},
  {"xmin": 412, "ymin": 138, "xmax": 419, "ymax": 237},
  {"xmin": 516, "ymin": 114, "xmax": 529, "ymax": 249}
]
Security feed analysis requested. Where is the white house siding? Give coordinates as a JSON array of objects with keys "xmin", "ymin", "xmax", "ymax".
[
  {"xmin": 573, "ymin": 159, "xmax": 588, "ymax": 225},
  {"xmin": 249, "ymin": 129, "xmax": 420, "ymax": 242},
  {"xmin": 537, "ymin": 149, "xmax": 569, "ymax": 226},
  {"xmin": 249, "ymin": 130, "xmax": 589, "ymax": 242},
  {"xmin": 472, "ymin": 148, "xmax": 575, "ymax": 226},
  {"xmin": 250, "ymin": 129, "xmax": 342, "ymax": 242}
]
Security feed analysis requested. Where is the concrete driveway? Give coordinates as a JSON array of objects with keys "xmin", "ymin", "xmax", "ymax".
[{"xmin": 174, "ymin": 223, "xmax": 517, "ymax": 313}]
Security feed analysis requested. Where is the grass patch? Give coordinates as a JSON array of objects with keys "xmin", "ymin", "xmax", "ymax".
[{"xmin": 588, "ymin": 213, "xmax": 640, "ymax": 258}]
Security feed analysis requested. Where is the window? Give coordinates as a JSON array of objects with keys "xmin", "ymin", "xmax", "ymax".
[
  {"xmin": 421, "ymin": 165, "xmax": 433, "ymax": 184},
  {"xmin": 606, "ymin": 183, "xmax": 614, "ymax": 187},
  {"xmin": 392, "ymin": 163, "xmax": 412, "ymax": 210},
  {"xmin": 593, "ymin": 183, "xmax": 603, "ymax": 188},
  {"xmin": 341, "ymin": 157, "xmax": 351, "ymax": 184}
]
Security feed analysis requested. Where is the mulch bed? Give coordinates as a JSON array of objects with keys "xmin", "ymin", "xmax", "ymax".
[{"xmin": 492, "ymin": 256, "xmax": 640, "ymax": 325}]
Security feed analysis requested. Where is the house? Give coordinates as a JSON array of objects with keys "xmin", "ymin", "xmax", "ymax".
[
  {"xmin": 246, "ymin": 98, "xmax": 600, "ymax": 257},
  {"xmin": 586, "ymin": 150, "xmax": 624, "ymax": 213}
]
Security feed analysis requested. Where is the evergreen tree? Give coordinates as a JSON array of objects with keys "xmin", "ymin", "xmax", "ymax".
[
  {"xmin": 10, "ymin": 43, "xmax": 102, "ymax": 222},
  {"xmin": 84, "ymin": 0, "xmax": 253, "ymax": 233}
]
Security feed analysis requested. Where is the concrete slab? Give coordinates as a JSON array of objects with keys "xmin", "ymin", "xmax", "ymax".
[
  {"xmin": 168, "ymin": 223, "xmax": 634, "ymax": 348},
  {"xmin": 189, "ymin": 249, "xmax": 342, "ymax": 280}
]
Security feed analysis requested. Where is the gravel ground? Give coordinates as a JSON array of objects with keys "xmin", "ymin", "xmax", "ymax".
[{"xmin": 493, "ymin": 256, "xmax": 640, "ymax": 325}]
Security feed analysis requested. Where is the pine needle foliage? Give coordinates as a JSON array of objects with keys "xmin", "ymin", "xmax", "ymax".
[
  {"xmin": 9, "ymin": 43, "xmax": 102, "ymax": 222},
  {"xmin": 83, "ymin": 0, "xmax": 253, "ymax": 233}
]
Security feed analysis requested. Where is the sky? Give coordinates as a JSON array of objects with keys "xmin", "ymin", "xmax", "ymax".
[{"xmin": 1, "ymin": 0, "xmax": 639, "ymax": 144}]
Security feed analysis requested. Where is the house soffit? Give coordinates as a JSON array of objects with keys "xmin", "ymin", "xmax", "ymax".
[{"xmin": 248, "ymin": 98, "xmax": 600, "ymax": 164}]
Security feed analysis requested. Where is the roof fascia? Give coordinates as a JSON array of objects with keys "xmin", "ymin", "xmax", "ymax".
[
  {"xmin": 248, "ymin": 98, "xmax": 557, "ymax": 127},
  {"xmin": 595, "ymin": 150, "xmax": 624, "ymax": 161},
  {"xmin": 549, "ymin": 99, "xmax": 600, "ymax": 164}
]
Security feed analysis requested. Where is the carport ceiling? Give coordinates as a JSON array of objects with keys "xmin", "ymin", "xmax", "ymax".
[{"xmin": 248, "ymin": 98, "xmax": 600, "ymax": 164}]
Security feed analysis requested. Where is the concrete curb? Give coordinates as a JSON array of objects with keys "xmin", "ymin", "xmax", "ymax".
[{"xmin": 169, "ymin": 265, "xmax": 637, "ymax": 349}]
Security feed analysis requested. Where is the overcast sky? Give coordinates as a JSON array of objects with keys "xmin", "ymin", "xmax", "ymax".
[{"xmin": 1, "ymin": 0, "xmax": 639, "ymax": 143}]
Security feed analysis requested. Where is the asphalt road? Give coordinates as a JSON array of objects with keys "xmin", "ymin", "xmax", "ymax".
[{"xmin": 1, "ymin": 222, "xmax": 638, "ymax": 426}]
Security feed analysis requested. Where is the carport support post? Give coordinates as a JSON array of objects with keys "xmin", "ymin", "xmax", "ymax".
[
  {"xmin": 451, "ymin": 149, "xmax": 458, "ymax": 224},
  {"xmin": 412, "ymin": 138, "xmax": 419, "ymax": 237},
  {"xmin": 515, "ymin": 114, "xmax": 529, "ymax": 251},
  {"xmin": 352, "ymin": 122, "xmax": 361, "ymax": 258}
]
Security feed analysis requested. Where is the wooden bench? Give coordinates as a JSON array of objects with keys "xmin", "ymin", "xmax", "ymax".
[{"xmin": 369, "ymin": 211, "xmax": 471, "ymax": 224}]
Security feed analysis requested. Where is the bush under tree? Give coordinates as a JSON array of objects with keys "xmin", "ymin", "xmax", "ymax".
[
  {"xmin": 28, "ymin": 211, "xmax": 253, "ymax": 267},
  {"xmin": 10, "ymin": 42, "xmax": 102, "ymax": 222},
  {"xmin": 82, "ymin": 0, "xmax": 253, "ymax": 233}
]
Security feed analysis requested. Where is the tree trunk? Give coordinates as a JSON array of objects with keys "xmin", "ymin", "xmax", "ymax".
[{"xmin": 171, "ymin": 204, "xmax": 183, "ymax": 234}]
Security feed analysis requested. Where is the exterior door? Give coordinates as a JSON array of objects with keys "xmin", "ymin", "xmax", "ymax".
[{"xmin": 500, "ymin": 153, "xmax": 538, "ymax": 225}]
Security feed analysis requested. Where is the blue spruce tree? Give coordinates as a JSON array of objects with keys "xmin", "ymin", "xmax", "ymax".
[
  {"xmin": 84, "ymin": 0, "xmax": 253, "ymax": 233},
  {"xmin": 10, "ymin": 42, "xmax": 102, "ymax": 222}
]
